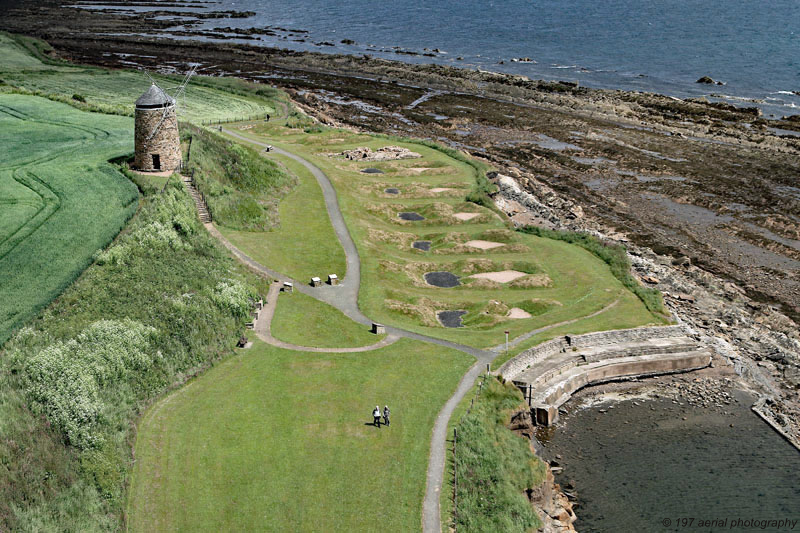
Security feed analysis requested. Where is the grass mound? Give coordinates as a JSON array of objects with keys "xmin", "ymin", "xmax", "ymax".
[
  {"xmin": 0, "ymin": 182, "xmax": 260, "ymax": 531},
  {"xmin": 451, "ymin": 377, "xmax": 546, "ymax": 532},
  {"xmin": 186, "ymin": 125, "xmax": 296, "ymax": 230},
  {"xmin": 271, "ymin": 290, "xmax": 383, "ymax": 348},
  {"xmin": 518, "ymin": 226, "xmax": 667, "ymax": 315},
  {"xmin": 215, "ymin": 148, "xmax": 347, "ymax": 281}
]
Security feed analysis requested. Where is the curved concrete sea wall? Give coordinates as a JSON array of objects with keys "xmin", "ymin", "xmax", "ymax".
[
  {"xmin": 498, "ymin": 325, "xmax": 686, "ymax": 382},
  {"xmin": 497, "ymin": 325, "xmax": 711, "ymax": 425},
  {"xmin": 531, "ymin": 352, "xmax": 712, "ymax": 425}
]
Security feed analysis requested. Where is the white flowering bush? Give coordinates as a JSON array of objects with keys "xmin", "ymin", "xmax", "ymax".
[
  {"xmin": 131, "ymin": 221, "xmax": 189, "ymax": 251},
  {"xmin": 209, "ymin": 279, "xmax": 255, "ymax": 319},
  {"xmin": 24, "ymin": 319, "xmax": 156, "ymax": 449},
  {"xmin": 94, "ymin": 244, "xmax": 130, "ymax": 266}
]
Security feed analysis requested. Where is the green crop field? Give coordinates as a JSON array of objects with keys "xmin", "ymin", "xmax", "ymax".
[
  {"xmin": 0, "ymin": 93, "xmax": 139, "ymax": 345},
  {"xmin": 225, "ymin": 122, "xmax": 664, "ymax": 349},
  {"xmin": 0, "ymin": 33, "xmax": 278, "ymax": 123},
  {"xmin": 127, "ymin": 338, "xmax": 472, "ymax": 532}
]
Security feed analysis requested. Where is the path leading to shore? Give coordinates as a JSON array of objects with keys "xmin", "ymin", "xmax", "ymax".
[
  {"xmin": 208, "ymin": 127, "xmax": 634, "ymax": 533},
  {"xmin": 202, "ymin": 129, "xmax": 492, "ymax": 532}
]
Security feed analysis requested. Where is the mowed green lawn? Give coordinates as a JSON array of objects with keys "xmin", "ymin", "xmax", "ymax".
[
  {"xmin": 0, "ymin": 94, "xmax": 139, "ymax": 344},
  {"xmin": 271, "ymin": 290, "xmax": 384, "ymax": 348},
  {"xmin": 127, "ymin": 338, "xmax": 473, "ymax": 532}
]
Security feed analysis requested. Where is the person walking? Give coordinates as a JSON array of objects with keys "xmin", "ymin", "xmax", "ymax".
[
  {"xmin": 373, "ymin": 405, "xmax": 381, "ymax": 427},
  {"xmin": 383, "ymin": 405, "xmax": 391, "ymax": 427}
]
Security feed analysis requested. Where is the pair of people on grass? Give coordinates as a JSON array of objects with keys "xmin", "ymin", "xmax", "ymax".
[{"xmin": 372, "ymin": 405, "xmax": 390, "ymax": 427}]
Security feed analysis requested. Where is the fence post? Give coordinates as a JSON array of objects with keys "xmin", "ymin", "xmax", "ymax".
[{"xmin": 453, "ymin": 426, "xmax": 458, "ymax": 531}]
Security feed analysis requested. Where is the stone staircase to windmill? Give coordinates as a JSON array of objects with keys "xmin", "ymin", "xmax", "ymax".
[{"xmin": 182, "ymin": 172, "xmax": 211, "ymax": 223}]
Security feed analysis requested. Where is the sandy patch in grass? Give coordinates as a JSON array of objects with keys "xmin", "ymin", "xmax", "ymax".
[
  {"xmin": 464, "ymin": 240, "xmax": 505, "ymax": 250},
  {"xmin": 406, "ymin": 167, "xmax": 434, "ymax": 175},
  {"xmin": 507, "ymin": 307, "xmax": 532, "ymax": 319},
  {"xmin": 508, "ymin": 274, "xmax": 553, "ymax": 288},
  {"xmin": 453, "ymin": 212, "xmax": 480, "ymax": 221},
  {"xmin": 469, "ymin": 270, "xmax": 528, "ymax": 283},
  {"xmin": 429, "ymin": 187, "xmax": 454, "ymax": 193}
]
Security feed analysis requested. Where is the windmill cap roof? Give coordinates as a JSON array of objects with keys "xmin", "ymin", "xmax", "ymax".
[{"xmin": 136, "ymin": 84, "xmax": 175, "ymax": 107}]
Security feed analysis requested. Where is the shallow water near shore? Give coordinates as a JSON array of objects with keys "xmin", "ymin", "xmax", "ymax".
[
  {"xmin": 540, "ymin": 389, "xmax": 800, "ymax": 532},
  {"xmin": 79, "ymin": 0, "xmax": 800, "ymax": 118}
]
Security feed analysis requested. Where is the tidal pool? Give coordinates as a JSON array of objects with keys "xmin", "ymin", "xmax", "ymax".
[{"xmin": 539, "ymin": 389, "xmax": 800, "ymax": 532}]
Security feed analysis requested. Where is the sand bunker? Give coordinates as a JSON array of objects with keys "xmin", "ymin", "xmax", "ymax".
[
  {"xmin": 429, "ymin": 187, "xmax": 454, "ymax": 193},
  {"xmin": 464, "ymin": 240, "xmax": 504, "ymax": 250},
  {"xmin": 399, "ymin": 212, "xmax": 425, "ymax": 221},
  {"xmin": 412, "ymin": 241, "xmax": 431, "ymax": 251},
  {"xmin": 470, "ymin": 270, "xmax": 528, "ymax": 283},
  {"xmin": 507, "ymin": 307, "xmax": 532, "ymax": 319},
  {"xmin": 424, "ymin": 271, "xmax": 461, "ymax": 288},
  {"xmin": 438, "ymin": 310, "xmax": 466, "ymax": 328},
  {"xmin": 406, "ymin": 167, "xmax": 433, "ymax": 175},
  {"xmin": 453, "ymin": 212, "xmax": 480, "ymax": 221},
  {"xmin": 384, "ymin": 188, "xmax": 400, "ymax": 194}
]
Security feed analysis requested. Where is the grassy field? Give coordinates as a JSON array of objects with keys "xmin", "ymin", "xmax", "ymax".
[
  {"xmin": 0, "ymin": 93, "xmax": 139, "ymax": 345},
  {"xmin": 127, "ymin": 338, "xmax": 473, "ymax": 532},
  {"xmin": 0, "ymin": 33, "xmax": 279, "ymax": 123},
  {"xmin": 449, "ymin": 378, "xmax": 546, "ymax": 532},
  {"xmin": 271, "ymin": 291, "xmax": 384, "ymax": 348},
  {"xmin": 217, "ymin": 150, "xmax": 347, "ymax": 281},
  {"xmin": 0, "ymin": 181, "xmax": 260, "ymax": 530},
  {"xmin": 225, "ymin": 121, "xmax": 664, "ymax": 349}
]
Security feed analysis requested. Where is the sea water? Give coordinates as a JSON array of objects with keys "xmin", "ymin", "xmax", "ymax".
[
  {"xmin": 86, "ymin": 0, "xmax": 800, "ymax": 118},
  {"xmin": 540, "ymin": 389, "xmax": 800, "ymax": 532}
]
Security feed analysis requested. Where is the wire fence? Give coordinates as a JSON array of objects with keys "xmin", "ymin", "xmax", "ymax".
[
  {"xmin": 200, "ymin": 112, "xmax": 271, "ymax": 126},
  {"xmin": 451, "ymin": 369, "xmax": 492, "ymax": 531}
]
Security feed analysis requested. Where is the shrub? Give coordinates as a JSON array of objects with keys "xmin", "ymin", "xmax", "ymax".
[
  {"xmin": 71, "ymin": 93, "xmax": 86, "ymax": 102},
  {"xmin": 209, "ymin": 279, "xmax": 256, "ymax": 319},
  {"xmin": 0, "ymin": 182, "xmax": 258, "ymax": 530},
  {"xmin": 23, "ymin": 320, "xmax": 156, "ymax": 448}
]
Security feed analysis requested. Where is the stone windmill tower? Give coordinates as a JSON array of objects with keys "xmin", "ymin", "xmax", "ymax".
[{"xmin": 134, "ymin": 68, "xmax": 195, "ymax": 172}]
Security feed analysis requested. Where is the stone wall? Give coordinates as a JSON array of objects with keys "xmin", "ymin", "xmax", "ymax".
[
  {"xmin": 134, "ymin": 106, "xmax": 181, "ymax": 171},
  {"xmin": 499, "ymin": 325, "xmax": 686, "ymax": 381},
  {"xmin": 533, "ymin": 352, "xmax": 713, "ymax": 426},
  {"xmin": 499, "ymin": 337, "xmax": 569, "ymax": 382},
  {"xmin": 566, "ymin": 325, "xmax": 685, "ymax": 348}
]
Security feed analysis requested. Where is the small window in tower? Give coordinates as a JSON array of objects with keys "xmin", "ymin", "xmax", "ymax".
[{"xmin": 152, "ymin": 154, "xmax": 161, "ymax": 170}]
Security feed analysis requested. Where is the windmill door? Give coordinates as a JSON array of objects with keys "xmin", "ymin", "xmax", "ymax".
[{"xmin": 152, "ymin": 154, "xmax": 161, "ymax": 170}]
